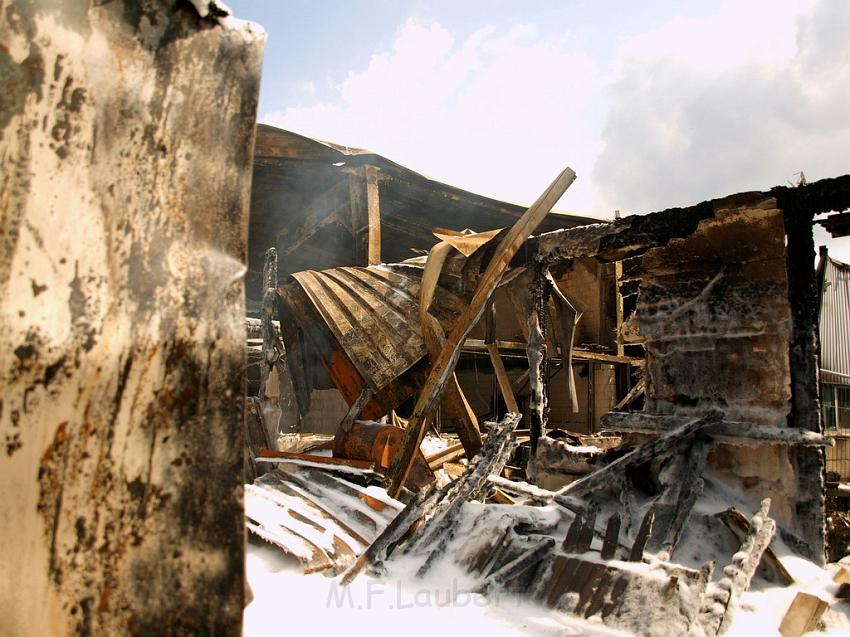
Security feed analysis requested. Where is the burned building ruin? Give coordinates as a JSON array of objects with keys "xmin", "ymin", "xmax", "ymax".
[{"xmin": 3, "ymin": 2, "xmax": 850, "ymax": 636}]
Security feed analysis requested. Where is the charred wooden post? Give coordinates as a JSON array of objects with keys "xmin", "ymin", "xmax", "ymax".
[
  {"xmin": 0, "ymin": 3, "xmax": 264, "ymax": 633},
  {"xmin": 260, "ymin": 247, "xmax": 283, "ymax": 440},
  {"xmin": 384, "ymin": 168, "xmax": 576, "ymax": 498},
  {"xmin": 777, "ymin": 186, "xmax": 829, "ymax": 564},
  {"xmin": 528, "ymin": 262, "xmax": 551, "ymax": 453},
  {"xmin": 629, "ymin": 509, "xmax": 655, "ymax": 562},
  {"xmin": 601, "ymin": 513, "xmax": 621, "ymax": 560}
]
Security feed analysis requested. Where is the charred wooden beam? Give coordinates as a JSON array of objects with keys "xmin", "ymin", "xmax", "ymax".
[
  {"xmin": 601, "ymin": 412, "xmax": 832, "ymax": 447},
  {"xmin": 406, "ymin": 413, "xmax": 520, "ymax": 576},
  {"xmin": 553, "ymin": 411, "xmax": 723, "ymax": 500},
  {"xmin": 534, "ymin": 201, "xmax": 714, "ymax": 264},
  {"xmin": 339, "ymin": 484, "xmax": 440, "ymax": 585},
  {"xmin": 715, "ymin": 507, "xmax": 793, "ymax": 586},
  {"xmin": 384, "ymin": 168, "xmax": 576, "ymax": 497}
]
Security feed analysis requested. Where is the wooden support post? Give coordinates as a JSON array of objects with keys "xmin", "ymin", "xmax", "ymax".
[
  {"xmin": 348, "ymin": 165, "xmax": 382, "ymax": 266},
  {"xmin": 365, "ymin": 165, "xmax": 381, "ymax": 265},
  {"xmin": 781, "ymin": 197, "xmax": 826, "ymax": 564},
  {"xmin": 260, "ymin": 247, "xmax": 282, "ymax": 442},
  {"xmin": 528, "ymin": 262, "xmax": 551, "ymax": 454},
  {"xmin": 384, "ymin": 168, "xmax": 576, "ymax": 498}
]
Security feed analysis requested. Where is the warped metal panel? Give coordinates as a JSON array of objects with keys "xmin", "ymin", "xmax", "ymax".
[
  {"xmin": 820, "ymin": 256, "xmax": 850, "ymax": 387},
  {"xmin": 292, "ymin": 265, "xmax": 466, "ymax": 390}
]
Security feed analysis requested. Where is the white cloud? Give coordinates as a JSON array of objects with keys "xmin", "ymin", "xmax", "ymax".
[
  {"xmin": 262, "ymin": 19, "xmax": 604, "ymax": 215},
  {"xmin": 592, "ymin": 0, "xmax": 850, "ymax": 260},
  {"xmin": 261, "ymin": 2, "xmax": 850, "ymax": 261}
]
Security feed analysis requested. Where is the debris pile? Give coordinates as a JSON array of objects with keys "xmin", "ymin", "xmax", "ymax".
[{"xmin": 244, "ymin": 157, "xmax": 850, "ymax": 635}]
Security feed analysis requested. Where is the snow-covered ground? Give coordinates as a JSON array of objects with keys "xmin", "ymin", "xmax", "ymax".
[
  {"xmin": 245, "ymin": 540, "xmax": 628, "ymax": 637},
  {"xmin": 245, "ymin": 538, "xmax": 850, "ymax": 636}
]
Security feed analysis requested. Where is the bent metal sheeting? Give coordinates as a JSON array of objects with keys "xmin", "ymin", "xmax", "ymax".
[{"xmin": 291, "ymin": 265, "xmax": 467, "ymax": 390}]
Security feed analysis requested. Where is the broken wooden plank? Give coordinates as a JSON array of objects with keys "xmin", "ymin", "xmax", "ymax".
[
  {"xmin": 554, "ymin": 410, "xmax": 723, "ymax": 500},
  {"xmin": 629, "ymin": 508, "xmax": 655, "ymax": 562},
  {"xmin": 778, "ymin": 592, "xmax": 829, "ymax": 637},
  {"xmin": 384, "ymin": 167, "xmax": 576, "ymax": 497},
  {"xmin": 601, "ymin": 412, "xmax": 833, "ymax": 447},
  {"xmin": 418, "ymin": 236, "xmax": 483, "ymax": 457},
  {"xmin": 649, "ymin": 434, "xmax": 710, "ymax": 559},
  {"xmin": 487, "ymin": 342, "xmax": 520, "ymax": 414},
  {"xmin": 477, "ymin": 538, "xmax": 556, "ymax": 594},
  {"xmin": 601, "ymin": 513, "xmax": 621, "ymax": 560},
  {"xmin": 715, "ymin": 507, "xmax": 793, "ymax": 585}
]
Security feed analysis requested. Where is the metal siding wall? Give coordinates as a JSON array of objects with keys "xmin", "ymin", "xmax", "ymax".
[{"xmin": 820, "ymin": 257, "xmax": 850, "ymax": 386}]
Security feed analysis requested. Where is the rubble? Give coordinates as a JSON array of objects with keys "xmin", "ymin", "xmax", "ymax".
[{"xmin": 243, "ymin": 162, "xmax": 850, "ymax": 636}]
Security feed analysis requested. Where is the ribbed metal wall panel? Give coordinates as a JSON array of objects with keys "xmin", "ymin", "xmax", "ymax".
[{"xmin": 820, "ymin": 256, "xmax": 850, "ymax": 387}]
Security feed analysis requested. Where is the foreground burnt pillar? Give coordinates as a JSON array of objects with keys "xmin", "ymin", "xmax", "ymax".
[{"xmin": 0, "ymin": 2, "xmax": 264, "ymax": 635}]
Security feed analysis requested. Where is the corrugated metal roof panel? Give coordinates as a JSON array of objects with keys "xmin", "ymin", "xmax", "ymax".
[
  {"xmin": 291, "ymin": 265, "xmax": 466, "ymax": 390},
  {"xmin": 820, "ymin": 255, "xmax": 850, "ymax": 386}
]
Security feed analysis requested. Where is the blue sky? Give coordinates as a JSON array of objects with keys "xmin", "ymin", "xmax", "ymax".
[{"xmin": 228, "ymin": 0, "xmax": 850, "ymax": 260}]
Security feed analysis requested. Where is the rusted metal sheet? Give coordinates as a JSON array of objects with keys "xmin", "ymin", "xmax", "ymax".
[
  {"xmin": 819, "ymin": 254, "xmax": 850, "ymax": 387},
  {"xmin": 333, "ymin": 420, "xmax": 435, "ymax": 491},
  {"xmin": 291, "ymin": 265, "xmax": 467, "ymax": 390},
  {"xmin": 0, "ymin": 2, "xmax": 263, "ymax": 635}
]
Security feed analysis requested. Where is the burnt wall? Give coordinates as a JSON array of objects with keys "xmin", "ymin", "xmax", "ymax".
[
  {"xmin": 0, "ymin": 1, "xmax": 263, "ymax": 635},
  {"xmin": 621, "ymin": 196, "xmax": 814, "ymax": 543}
]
